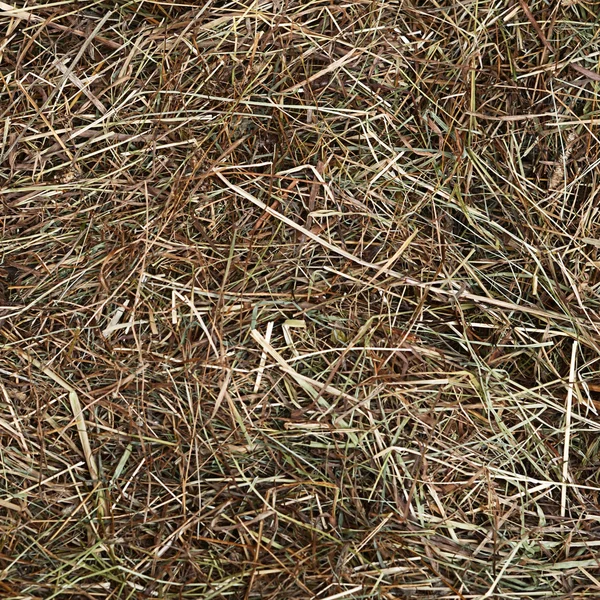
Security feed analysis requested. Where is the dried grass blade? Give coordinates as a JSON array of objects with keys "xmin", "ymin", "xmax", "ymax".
[
  {"xmin": 14, "ymin": 350, "xmax": 98, "ymax": 481},
  {"xmin": 68, "ymin": 390, "xmax": 99, "ymax": 482},
  {"xmin": 561, "ymin": 340, "xmax": 578, "ymax": 517}
]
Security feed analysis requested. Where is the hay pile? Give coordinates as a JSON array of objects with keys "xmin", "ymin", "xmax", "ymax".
[{"xmin": 1, "ymin": 1, "xmax": 600, "ymax": 598}]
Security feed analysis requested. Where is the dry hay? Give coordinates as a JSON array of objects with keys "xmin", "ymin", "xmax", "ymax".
[{"xmin": 1, "ymin": 1, "xmax": 600, "ymax": 598}]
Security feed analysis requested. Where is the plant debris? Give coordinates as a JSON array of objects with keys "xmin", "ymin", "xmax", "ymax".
[{"xmin": 1, "ymin": 1, "xmax": 600, "ymax": 598}]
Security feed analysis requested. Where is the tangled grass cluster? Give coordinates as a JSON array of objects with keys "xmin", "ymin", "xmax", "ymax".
[{"xmin": 1, "ymin": 1, "xmax": 600, "ymax": 598}]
